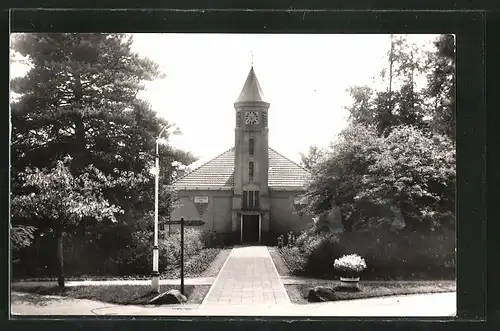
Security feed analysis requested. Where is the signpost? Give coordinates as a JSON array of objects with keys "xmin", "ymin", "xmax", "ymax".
[{"xmin": 165, "ymin": 219, "xmax": 205, "ymax": 226}]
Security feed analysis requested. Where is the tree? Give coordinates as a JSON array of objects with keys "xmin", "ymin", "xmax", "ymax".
[
  {"xmin": 423, "ymin": 34, "xmax": 456, "ymax": 140},
  {"xmin": 10, "ymin": 225, "xmax": 36, "ymax": 251},
  {"xmin": 11, "ymin": 33, "xmax": 165, "ymax": 173},
  {"xmin": 10, "ymin": 34, "xmax": 196, "ymax": 218},
  {"xmin": 11, "ymin": 157, "xmax": 122, "ymax": 287},
  {"xmin": 10, "ymin": 33, "xmax": 197, "ymax": 278},
  {"xmin": 358, "ymin": 126, "xmax": 455, "ymax": 232},
  {"xmin": 303, "ymin": 124, "xmax": 455, "ymax": 233},
  {"xmin": 303, "ymin": 124, "xmax": 382, "ymax": 231},
  {"xmin": 347, "ymin": 35, "xmax": 429, "ymax": 137},
  {"xmin": 300, "ymin": 145, "xmax": 327, "ymax": 171}
]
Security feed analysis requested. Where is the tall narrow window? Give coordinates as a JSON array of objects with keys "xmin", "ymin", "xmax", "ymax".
[
  {"xmin": 242, "ymin": 191, "xmax": 248, "ymax": 209},
  {"xmin": 249, "ymin": 138, "xmax": 255, "ymax": 156},
  {"xmin": 248, "ymin": 191, "xmax": 254, "ymax": 209},
  {"xmin": 249, "ymin": 161, "xmax": 254, "ymax": 180},
  {"xmin": 242, "ymin": 190, "xmax": 260, "ymax": 210}
]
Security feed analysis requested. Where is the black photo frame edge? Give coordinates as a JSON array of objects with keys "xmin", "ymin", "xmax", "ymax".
[{"xmin": 1, "ymin": 7, "xmax": 492, "ymax": 331}]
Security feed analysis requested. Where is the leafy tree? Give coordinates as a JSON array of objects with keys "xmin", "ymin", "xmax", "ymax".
[
  {"xmin": 303, "ymin": 124, "xmax": 381, "ymax": 231},
  {"xmin": 347, "ymin": 35, "xmax": 429, "ymax": 136},
  {"xmin": 358, "ymin": 126, "xmax": 455, "ymax": 232},
  {"xmin": 423, "ymin": 34, "xmax": 456, "ymax": 140},
  {"xmin": 10, "ymin": 33, "xmax": 197, "ymax": 278},
  {"xmin": 10, "ymin": 225, "xmax": 36, "ymax": 251},
  {"xmin": 11, "ymin": 157, "xmax": 122, "ymax": 286},
  {"xmin": 303, "ymin": 124, "xmax": 455, "ymax": 233},
  {"xmin": 300, "ymin": 145, "xmax": 327, "ymax": 171}
]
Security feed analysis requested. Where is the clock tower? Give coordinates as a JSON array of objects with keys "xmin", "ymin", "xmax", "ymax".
[{"xmin": 232, "ymin": 66, "xmax": 271, "ymax": 242}]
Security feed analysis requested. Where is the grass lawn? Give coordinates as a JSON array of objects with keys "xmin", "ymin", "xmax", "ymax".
[
  {"xmin": 286, "ymin": 280, "xmax": 456, "ymax": 304},
  {"xmin": 11, "ymin": 284, "xmax": 211, "ymax": 305}
]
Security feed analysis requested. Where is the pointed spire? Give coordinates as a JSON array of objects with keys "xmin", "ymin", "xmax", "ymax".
[{"xmin": 235, "ymin": 66, "xmax": 267, "ymax": 104}]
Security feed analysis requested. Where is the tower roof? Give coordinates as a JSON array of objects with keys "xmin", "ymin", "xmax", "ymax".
[{"xmin": 235, "ymin": 66, "xmax": 267, "ymax": 103}]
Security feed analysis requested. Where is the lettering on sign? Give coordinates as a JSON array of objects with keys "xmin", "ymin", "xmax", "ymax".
[{"xmin": 193, "ymin": 196, "xmax": 209, "ymax": 204}]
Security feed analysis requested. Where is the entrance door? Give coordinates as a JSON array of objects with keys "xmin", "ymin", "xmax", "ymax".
[{"xmin": 242, "ymin": 215, "xmax": 260, "ymax": 244}]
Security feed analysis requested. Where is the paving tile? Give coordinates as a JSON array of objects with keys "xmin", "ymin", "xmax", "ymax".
[{"xmin": 203, "ymin": 246, "xmax": 290, "ymax": 306}]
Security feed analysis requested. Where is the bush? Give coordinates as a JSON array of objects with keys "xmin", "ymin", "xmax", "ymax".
[
  {"xmin": 161, "ymin": 228, "xmax": 204, "ymax": 270},
  {"xmin": 277, "ymin": 234, "xmax": 284, "ymax": 248},
  {"xmin": 287, "ymin": 231, "xmax": 297, "ymax": 247},
  {"xmin": 302, "ymin": 233, "xmax": 344, "ymax": 277},
  {"xmin": 204, "ymin": 230, "xmax": 225, "ymax": 248},
  {"xmin": 339, "ymin": 228, "xmax": 455, "ymax": 279},
  {"xmin": 279, "ymin": 222, "xmax": 455, "ymax": 280}
]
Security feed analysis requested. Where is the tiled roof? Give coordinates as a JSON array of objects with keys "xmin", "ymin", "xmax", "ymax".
[
  {"xmin": 235, "ymin": 66, "xmax": 267, "ymax": 103},
  {"xmin": 171, "ymin": 147, "xmax": 309, "ymax": 191},
  {"xmin": 268, "ymin": 148, "xmax": 310, "ymax": 190}
]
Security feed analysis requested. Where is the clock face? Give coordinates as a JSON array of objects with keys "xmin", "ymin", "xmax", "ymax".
[{"xmin": 245, "ymin": 111, "xmax": 259, "ymax": 124}]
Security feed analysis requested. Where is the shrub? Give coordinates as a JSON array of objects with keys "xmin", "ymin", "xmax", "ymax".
[
  {"xmin": 287, "ymin": 231, "xmax": 297, "ymax": 247},
  {"xmin": 277, "ymin": 234, "xmax": 285, "ymax": 248},
  {"xmin": 162, "ymin": 228, "xmax": 204, "ymax": 269},
  {"xmin": 338, "ymin": 227, "xmax": 455, "ymax": 279},
  {"xmin": 204, "ymin": 230, "xmax": 226, "ymax": 248},
  {"xmin": 305, "ymin": 233, "xmax": 344, "ymax": 277}
]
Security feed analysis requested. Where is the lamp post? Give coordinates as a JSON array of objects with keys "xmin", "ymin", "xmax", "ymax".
[{"xmin": 152, "ymin": 124, "xmax": 169, "ymax": 293}]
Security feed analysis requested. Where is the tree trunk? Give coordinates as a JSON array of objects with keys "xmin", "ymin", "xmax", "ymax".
[{"xmin": 55, "ymin": 228, "xmax": 65, "ymax": 288}]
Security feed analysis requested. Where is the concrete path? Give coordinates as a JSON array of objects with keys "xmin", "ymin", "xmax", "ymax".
[
  {"xmin": 12, "ymin": 277, "xmax": 215, "ymax": 288},
  {"xmin": 202, "ymin": 246, "xmax": 291, "ymax": 305},
  {"xmin": 11, "ymin": 291, "xmax": 456, "ymax": 316}
]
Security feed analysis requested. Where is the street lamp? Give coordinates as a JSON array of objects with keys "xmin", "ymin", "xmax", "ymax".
[{"xmin": 152, "ymin": 124, "xmax": 169, "ymax": 293}]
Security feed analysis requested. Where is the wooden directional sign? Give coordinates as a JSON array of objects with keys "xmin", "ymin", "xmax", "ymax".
[{"xmin": 166, "ymin": 220, "xmax": 205, "ymax": 226}]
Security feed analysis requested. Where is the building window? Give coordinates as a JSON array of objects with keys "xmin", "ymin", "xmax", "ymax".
[
  {"xmin": 249, "ymin": 161, "xmax": 254, "ymax": 180},
  {"xmin": 248, "ymin": 191, "xmax": 254, "ymax": 209},
  {"xmin": 242, "ymin": 191, "xmax": 260, "ymax": 210},
  {"xmin": 242, "ymin": 191, "xmax": 248, "ymax": 209},
  {"xmin": 249, "ymin": 138, "xmax": 255, "ymax": 156}
]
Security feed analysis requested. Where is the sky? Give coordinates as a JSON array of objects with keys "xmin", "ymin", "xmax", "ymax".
[
  {"xmin": 10, "ymin": 33, "xmax": 440, "ymax": 169},
  {"xmin": 130, "ymin": 33, "xmax": 437, "ymax": 168}
]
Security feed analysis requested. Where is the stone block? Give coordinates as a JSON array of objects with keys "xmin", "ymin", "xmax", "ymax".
[
  {"xmin": 307, "ymin": 286, "xmax": 337, "ymax": 302},
  {"xmin": 149, "ymin": 289, "xmax": 187, "ymax": 305}
]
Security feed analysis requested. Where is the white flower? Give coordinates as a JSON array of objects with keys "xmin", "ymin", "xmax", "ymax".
[{"xmin": 334, "ymin": 254, "xmax": 367, "ymax": 273}]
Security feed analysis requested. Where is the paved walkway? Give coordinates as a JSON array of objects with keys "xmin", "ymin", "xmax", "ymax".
[
  {"xmin": 202, "ymin": 246, "xmax": 290, "ymax": 305},
  {"xmin": 11, "ymin": 291, "xmax": 456, "ymax": 316}
]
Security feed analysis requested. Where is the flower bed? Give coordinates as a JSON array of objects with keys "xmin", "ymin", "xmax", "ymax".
[
  {"xmin": 277, "ymin": 247, "xmax": 307, "ymax": 275},
  {"xmin": 164, "ymin": 248, "xmax": 222, "ymax": 278}
]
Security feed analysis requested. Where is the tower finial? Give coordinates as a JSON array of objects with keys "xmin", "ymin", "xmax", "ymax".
[{"xmin": 250, "ymin": 50, "xmax": 254, "ymax": 67}]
